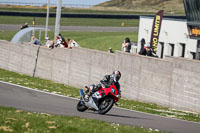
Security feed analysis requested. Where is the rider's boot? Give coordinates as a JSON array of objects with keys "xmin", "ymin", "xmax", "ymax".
[{"xmin": 84, "ymin": 91, "xmax": 92, "ymax": 102}]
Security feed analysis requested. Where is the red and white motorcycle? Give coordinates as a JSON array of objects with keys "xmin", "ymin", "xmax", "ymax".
[{"xmin": 77, "ymin": 84, "xmax": 120, "ymax": 114}]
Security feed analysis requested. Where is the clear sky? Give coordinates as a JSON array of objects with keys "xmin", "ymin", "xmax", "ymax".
[{"xmin": 0, "ymin": 0, "xmax": 111, "ymax": 6}]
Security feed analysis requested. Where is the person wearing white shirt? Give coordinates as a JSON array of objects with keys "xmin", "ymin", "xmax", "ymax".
[{"xmin": 67, "ymin": 38, "xmax": 80, "ymax": 48}]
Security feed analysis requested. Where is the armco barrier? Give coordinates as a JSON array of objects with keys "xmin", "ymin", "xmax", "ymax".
[{"xmin": 0, "ymin": 40, "xmax": 200, "ymax": 113}]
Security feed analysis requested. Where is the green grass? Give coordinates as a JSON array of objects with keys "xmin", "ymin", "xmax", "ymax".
[
  {"xmin": 0, "ymin": 68, "xmax": 200, "ymax": 122},
  {"xmin": 53, "ymin": 31, "xmax": 138, "ymax": 51},
  {"xmin": 0, "ymin": 68, "xmax": 79, "ymax": 97},
  {"xmin": 118, "ymin": 99, "xmax": 200, "ymax": 122},
  {"xmin": 0, "ymin": 106, "xmax": 165, "ymax": 133},
  {"xmin": 0, "ymin": 15, "xmax": 139, "ymax": 27},
  {"xmin": 0, "ymin": 31, "xmax": 17, "ymax": 41},
  {"xmin": 0, "ymin": 31, "xmax": 138, "ymax": 52}
]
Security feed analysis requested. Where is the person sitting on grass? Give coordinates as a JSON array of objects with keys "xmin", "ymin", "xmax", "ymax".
[
  {"xmin": 55, "ymin": 36, "xmax": 65, "ymax": 48},
  {"xmin": 31, "ymin": 35, "xmax": 41, "ymax": 45},
  {"xmin": 58, "ymin": 34, "xmax": 68, "ymax": 48},
  {"xmin": 21, "ymin": 22, "xmax": 29, "ymax": 30},
  {"xmin": 67, "ymin": 38, "xmax": 80, "ymax": 48},
  {"xmin": 45, "ymin": 37, "xmax": 54, "ymax": 49}
]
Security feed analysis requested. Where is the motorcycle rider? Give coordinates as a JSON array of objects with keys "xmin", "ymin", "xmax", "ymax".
[{"xmin": 85, "ymin": 70, "xmax": 121, "ymax": 101}]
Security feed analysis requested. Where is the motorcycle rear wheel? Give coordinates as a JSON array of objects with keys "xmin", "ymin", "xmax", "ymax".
[
  {"xmin": 98, "ymin": 97, "xmax": 114, "ymax": 114},
  {"xmin": 77, "ymin": 101, "xmax": 88, "ymax": 112}
]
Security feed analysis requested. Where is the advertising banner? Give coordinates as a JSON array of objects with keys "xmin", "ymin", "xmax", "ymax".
[{"xmin": 150, "ymin": 10, "xmax": 164, "ymax": 53}]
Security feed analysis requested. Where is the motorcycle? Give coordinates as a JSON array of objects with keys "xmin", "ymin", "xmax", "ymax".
[{"xmin": 77, "ymin": 83, "xmax": 120, "ymax": 114}]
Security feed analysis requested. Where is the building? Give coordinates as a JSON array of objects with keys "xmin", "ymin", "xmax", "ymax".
[
  {"xmin": 137, "ymin": 16, "xmax": 197, "ymax": 59},
  {"xmin": 183, "ymin": 0, "xmax": 200, "ymax": 60}
]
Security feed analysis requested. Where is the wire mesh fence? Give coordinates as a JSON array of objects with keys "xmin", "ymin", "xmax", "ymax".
[{"xmin": 0, "ymin": 1, "xmax": 93, "ymax": 8}]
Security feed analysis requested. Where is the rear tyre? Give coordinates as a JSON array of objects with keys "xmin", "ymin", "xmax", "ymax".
[
  {"xmin": 98, "ymin": 97, "xmax": 114, "ymax": 114},
  {"xmin": 77, "ymin": 101, "xmax": 88, "ymax": 112}
]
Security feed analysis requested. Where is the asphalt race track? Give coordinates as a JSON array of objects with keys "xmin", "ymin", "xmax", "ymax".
[{"xmin": 0, "ymin": 81, "xmax": 200, "ymax": 133}]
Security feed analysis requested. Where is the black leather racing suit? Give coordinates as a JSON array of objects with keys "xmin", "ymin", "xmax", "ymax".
[
  {"xmin": 90, "ymin": 75, "xmax": 121, "ymax": 95},
  {"xmin": 85, "ymin": 75, "xmax": 121, "ymax": 100}
]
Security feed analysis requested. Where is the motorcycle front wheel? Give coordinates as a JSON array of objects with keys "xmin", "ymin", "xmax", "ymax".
[
  {"xmin": 77, "ymin": 101, "xmax": 88, "ymax": 112},
  {"xmin": 98, "ymin": 97, "xmax": 114, "ymax": 114}
]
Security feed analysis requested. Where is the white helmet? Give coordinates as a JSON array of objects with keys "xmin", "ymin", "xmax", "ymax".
[{"xmin": 113, "ymin": 70, "xmax": 121, "ymax": 82}]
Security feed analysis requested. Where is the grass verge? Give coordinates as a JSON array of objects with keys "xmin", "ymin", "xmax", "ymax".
[
  {"xmin": 0, "ymin": 106, "xmax": 164, "ymax": 133},
  {"xmin": 0, "ymin": 15, "xmax": 139, "ymax": 27},
  {"xmin": 0, "ymin": 68, "xmax": 200, "ymax": 122}
]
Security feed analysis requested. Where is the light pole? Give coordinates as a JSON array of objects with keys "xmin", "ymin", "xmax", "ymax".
[
  {"xmin": 54, "ymin": 0, "xmax": 62, "ymax": 43},
  {"xmin": 45, "ymin": 0, "xmax": 50, "ymax": 39}
]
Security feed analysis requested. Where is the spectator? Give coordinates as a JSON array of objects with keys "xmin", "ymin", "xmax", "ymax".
[
  {"xmin": 58, "ymin": 33, "xmax": 68, "ymax": 48},
  {"xmin": 145, "ymin": 44, "xmax": 158, "ymax": 57},
  {"xmin": 45, "ymin": 37, "xmax": 54, "ymax": 49},
  {"xmin": 108, "ymin": 47, "xmax": 114, "ymax": 53},
  {"xmin": 21, "ymin": 22, "xmax": 29, "ymax": 30},
  {"xmin": 67, "ymin": 38, "xmax": 80, "ymax": 48},
  {"xmin": 138, "ymin": 39, "xmax": 158, "ymax": 57},
  {"xmin": 31, "ymin": 35, "xmax": 41, "ymax": 45},
  {"xmin": 55, "ymin": 36, "xmax": 64, "ymax": 48},
  {"xmin": 138, "ymin": 38, "xmax": 146, "ymax": 55},
  {"xmin": 144, "ymin": 43, "xmax": 151, "ymax": 56},
  {"xmin": 122, "ymin": 37, "xmax": 132, "ymax": 53}
]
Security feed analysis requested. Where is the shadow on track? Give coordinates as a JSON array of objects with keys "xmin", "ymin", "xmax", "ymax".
[
  {"xmin": 86, "ymin": 111, "xmax": 152, "ymax": 120},
  {"xmin": 105, "ymin": 113, "xmax": 152, "ymax": 120}
]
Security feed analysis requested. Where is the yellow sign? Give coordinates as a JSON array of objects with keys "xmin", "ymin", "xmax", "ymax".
[
  {"xmin": 192, "ymin": 28, "xmax": 200, "ymax": 36},
  {"xmin": 188, "ymin": 25, "xmax": 200, "ymax": 39},
  {"xmin": 121, "ymin": 22, "xmax": 125, "ymax": 27}
]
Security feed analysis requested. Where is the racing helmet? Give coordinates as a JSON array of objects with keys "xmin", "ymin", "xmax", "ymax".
[{"xmin": 113, "ymin": 70, "xmax": 121, "ymax": 82}]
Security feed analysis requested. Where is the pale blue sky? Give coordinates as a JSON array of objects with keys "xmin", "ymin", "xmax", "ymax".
[{"xmin": 0, "ymin": 0, "xmax": 111, "ymax": 6}]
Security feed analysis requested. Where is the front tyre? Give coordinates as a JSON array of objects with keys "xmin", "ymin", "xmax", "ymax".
[
  {"xmin": 98, "ymin": 97, "xmax": 114, "ymax": 114},
  {"xmin": 77, "ymin": 101, "xmax": 88, "ymax": 112}
]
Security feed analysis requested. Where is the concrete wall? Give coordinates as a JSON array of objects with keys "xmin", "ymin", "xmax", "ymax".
[
  {"xmin": 0, "ymin": 40, "xmax": 39, "ymax": 76},
  {"xmin": 115, "ymin": 52, "xmax": 173, "ymax": 107},
  {"xmin": 169, "ymin": 57, "xmax": 200, "ymax": 111},
  {"xmin": 34, "ymin": 46, "xmax": 115, "ymax": 88},
  {"xmin": 0, "ymin": 40, "xmax": 200, "ymax": 113}
]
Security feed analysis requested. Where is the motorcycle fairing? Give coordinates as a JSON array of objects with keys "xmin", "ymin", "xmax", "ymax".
[
  {"xmin": 80, "ymin": 89, "xmax": 99, "ymax": 110},
  {"xmin": 93, "ymin": 91, "xmax": 102, "ymax": 99},
  {"xmin": 85, "ymin": 97, "xmax": 99, "ymax": 111}
]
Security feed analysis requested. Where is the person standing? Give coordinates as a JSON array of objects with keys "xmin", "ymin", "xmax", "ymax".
[
  {"xmin": 138, "ymin": 38, "xmax": 146, "ymax": 55},
  {"xmin": 122, "ymin": 37, "xmax": 132, "ymax": 53}
]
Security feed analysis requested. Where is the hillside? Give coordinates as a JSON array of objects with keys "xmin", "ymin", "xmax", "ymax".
[{"xmin": 96, "ymin": 0, "xmax": 185, "ymax": 14}]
